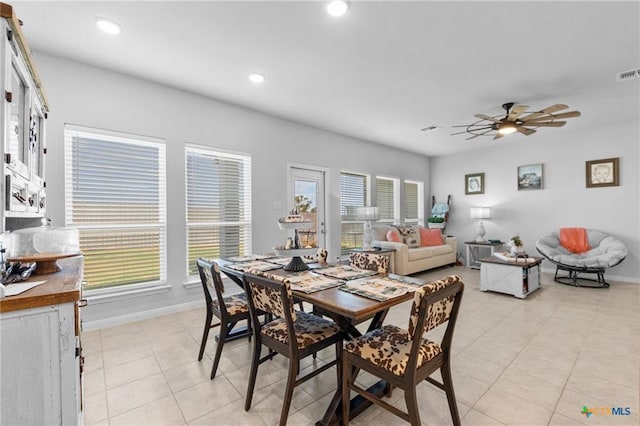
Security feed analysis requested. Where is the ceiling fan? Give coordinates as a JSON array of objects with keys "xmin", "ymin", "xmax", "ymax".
[{"xmin": 451, "ymin": 102, "xmax": 581, "ymax": 140}]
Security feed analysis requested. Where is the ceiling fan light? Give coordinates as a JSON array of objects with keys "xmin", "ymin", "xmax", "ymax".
[{"xmin": 498, "ymin": 123, "xmax": 517, "ymax": 135}]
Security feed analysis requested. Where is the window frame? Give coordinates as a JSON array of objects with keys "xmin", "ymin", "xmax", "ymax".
[
  {"xmin": 375, "ymin": 175, "xmax": 400, "ymax": 225},
  {"xmin": 64, "ymin": 124, "xmax": 167, "ymax": 295},
  {"xmin": 339, "ymin": 170, "xmax": 371, "ymax": 256},
  {"xmin": 184, "ymin": 144, "xmax": 252, "ymax": 278},
  {"xmin": 403, "ymin": 179, "xmax": 424, "ymax": 225}
]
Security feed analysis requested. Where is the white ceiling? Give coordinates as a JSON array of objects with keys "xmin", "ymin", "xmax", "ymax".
[{"xmin": 12, "ymin": 1, "xmax": 640, "ymax": 156}]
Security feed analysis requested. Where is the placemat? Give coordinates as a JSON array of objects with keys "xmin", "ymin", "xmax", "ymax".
[
  {"xmin": 339, "ymin": 276, "xmax": 424, "ymax": 301},
  {"xmin": 247, "ymin": 270, "xmax": 343, "ymax": 294},
  {"xmin": 225, "ymin": 260, "xmax": 282, "ymax": 272},
  {"xmin": 313, "ymin": 265, "xmax": 378, "ymax": 280},
  {"xmin": 287, "ymin": 272, "xmax": 343, "ymax": 293},
  {"xmin": 224, "ymin": 254, "xmax": 273, "ymax": 263}
]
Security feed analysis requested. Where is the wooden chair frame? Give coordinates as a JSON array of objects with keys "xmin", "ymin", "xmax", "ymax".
[
  {"xmin": 341, "ymin": 280, "xmax": 464, "ymax": 426},
  {"xmin": 196, "ymin": 258, "xmax": 254, "ymax": 379},
  {"xmin": 243, "ymin": 273, "xmax": 343, "ymax": 426}
]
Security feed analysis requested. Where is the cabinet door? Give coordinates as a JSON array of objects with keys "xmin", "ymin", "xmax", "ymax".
[
  {"xmin": 1, "ymin": 305, "xmax": 61, "ymax": 425},
  {"xmin": 5, "ymin": 59, "xmax": 29, "ymax": 178}
]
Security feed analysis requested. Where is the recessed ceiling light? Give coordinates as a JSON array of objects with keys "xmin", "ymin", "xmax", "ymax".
[
  {"xmin": 248, "ymin": 73, "xmax": 265, "ymax": 84},
  {"xmin": 327, "ymin": 0, "xmax": 350, "ymax": 17},
  {"xmin": 94, "ymin": 17, "xmax": 121, "ymax": 35}
]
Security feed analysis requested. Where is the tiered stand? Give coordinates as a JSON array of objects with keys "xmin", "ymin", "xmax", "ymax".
[{"xmin": 274, "ymin": 221, "xmax": 316, "ymax": 271}]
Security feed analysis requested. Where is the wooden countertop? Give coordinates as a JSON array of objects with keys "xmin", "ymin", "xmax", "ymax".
[{"xmin": 0, "ymin": 256, "xmax": 83, "ymax": 313}]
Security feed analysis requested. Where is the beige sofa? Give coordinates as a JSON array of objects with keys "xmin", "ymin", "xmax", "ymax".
[{"xmin": 371, "ymin": 224, "xmax": 457, "ymax": 275}]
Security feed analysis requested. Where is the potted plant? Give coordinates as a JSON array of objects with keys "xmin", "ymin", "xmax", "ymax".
[
  {"xmin": 426, "ymin": 216, "xmax": 446, "ymax": 229},
  {"xmin": 507, "ymin": 235, "xmax": 524, "ymax": 255}
]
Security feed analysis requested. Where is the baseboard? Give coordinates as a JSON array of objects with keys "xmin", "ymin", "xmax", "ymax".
[
  {"xmin": 82, "ymin": 300, "xmax": 203, "ymax": 331},
  {"xmin": 540, "ymin": 267, "xmax": 640, "ymax": 284}
]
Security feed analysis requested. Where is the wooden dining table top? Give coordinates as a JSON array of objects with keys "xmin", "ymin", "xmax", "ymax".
[{"xmin": 216, "ymin": 258, "xmax": 419, "ymax": 323}]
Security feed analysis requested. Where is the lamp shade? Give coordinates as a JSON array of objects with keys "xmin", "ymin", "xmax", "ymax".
[
  {"xmin": 470, "ymin": 207, "xmax": 491, "ymax": 219},
  {"xmin": 356, "ymin": 206, "xmax": 379, "ymax": 221}
]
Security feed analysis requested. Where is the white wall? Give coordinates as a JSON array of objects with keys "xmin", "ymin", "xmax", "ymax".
[
  {"xmin": 430, "ymin": 120, "xmax": 640, "ymax": 283},
  {"xmin": 36, "ymin": 53, "xmax": 431, "ymax": 325}
]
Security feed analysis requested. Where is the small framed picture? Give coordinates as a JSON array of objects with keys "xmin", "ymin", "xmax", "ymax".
[
  {"xmin": 465, "ymin": 173, "xmax": 484, "ymax": 195},
  {"xmin": 586, "ymin": 157, "xmax": 619, "ymax": 188},
  {"xmin": 517, "ymin": 163, "xmax": 543, "ymax": 190}
]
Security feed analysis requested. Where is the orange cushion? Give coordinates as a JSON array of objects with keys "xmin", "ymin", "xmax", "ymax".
[
  {"xmin": 559, "ymin": 228, "xmax": 590, "ymax": 254},
  {"xmin": 420, "ymin": 228, "xmax": 443, "ymax": 246},
  {"xmin": 386, "ymin": 230, "xmax": 401, "ymax": 243}
]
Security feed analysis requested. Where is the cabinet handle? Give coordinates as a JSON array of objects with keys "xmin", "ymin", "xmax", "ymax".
[
  {"xmin": 78, "ymin": 299, "xmax": 88, "ymax": 308},
  {"xmin": 4, "ymin": 91, "xmax": 11, "ymax": 102}
]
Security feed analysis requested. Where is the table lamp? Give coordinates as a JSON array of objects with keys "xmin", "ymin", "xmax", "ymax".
[
  {"xmin": 470, "ymin": 207, "xmax": 491, "ymax": 242},
  {"xmin": 356, "ymin": 206, "xmax": 379, "ymax": 250}
]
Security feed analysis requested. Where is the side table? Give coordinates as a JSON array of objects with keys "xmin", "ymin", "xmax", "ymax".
[
  {"xmin": 479, "ymin": 256, "xmax": 543, "ymax": 299},
  {"xmin": 350, "ymin": 247, "xmax": 395, "ymax": 274},
  {"xmin": 465, "ymin": 241, "xmax": 502, "ymax": 269}
]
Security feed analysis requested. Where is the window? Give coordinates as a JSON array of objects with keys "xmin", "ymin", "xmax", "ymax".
[
  {"xmin": 65, "ymin": 125, "xmax": 166, "ymax": 290},
  {"xmin": 340, "ymin": 171, "xmax": 369, "ymax": 256},
  {"xmin": 375, "ymin": 176, "xmax": 400, "ymax": 224},
  {"xmin": 404, "ymin": 180, "xmax": 424, "ymax": 225},
  {"xmin": 185, "ymin": 145, "xmax": 252, "ymax": 276}
]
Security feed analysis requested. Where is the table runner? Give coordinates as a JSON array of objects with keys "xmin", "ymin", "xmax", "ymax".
[
  {"xmin": 340, "ymin": 275, "xmax": 424, "ymax": 301},
  {"xmin": 313, "ymin": 265, "xmax": 378, "ymax": 280}
]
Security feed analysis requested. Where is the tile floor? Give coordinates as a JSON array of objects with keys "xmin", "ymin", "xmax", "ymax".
[{"xmin": 82, "ymin": 266, "xmax": 639, "ymax": 425}]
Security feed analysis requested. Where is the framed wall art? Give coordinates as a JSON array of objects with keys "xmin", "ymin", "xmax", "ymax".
[
  {"xmin": 586, "ymin": 157, "xmax": 619, "ymax": 188},
  {"xmin": 465, "ymin": 172, "xmax": 484, "ymax": 195},
  {"xmin": 517, "ymin": 163, "xmax": 543, "ymax": 190}
]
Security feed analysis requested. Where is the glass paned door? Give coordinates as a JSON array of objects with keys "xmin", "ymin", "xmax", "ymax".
[{"xmin": 290, "ymin": 167, "xmax": 326, "ymax": 249}]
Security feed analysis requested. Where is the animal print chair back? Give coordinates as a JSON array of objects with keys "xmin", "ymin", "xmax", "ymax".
[
  {"xmin": 349, "ymin": 252, "xmax": 389, "ymax": 273},
  {"xmin": 247, "ymin": 278, "xmax": 296, "ymax": 322},
  {"xmin": 407, "ymin": 275, "xmax": 462, "ymax": 339}
]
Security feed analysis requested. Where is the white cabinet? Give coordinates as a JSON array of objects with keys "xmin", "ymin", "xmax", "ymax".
[
  {"xmin": 1, "ymin": 2, "xmax": 49, "ymax": 228},
  {"xmin": 0, "ymin": 257, "xmax": 84, "ymax": 425},
  {"xmin": 1, "ymin": 303, "xmax": 81, "ymax": 425},
  {"xmin": 480, "ymin": 257, "xmax": 543, "ymax": 299}
]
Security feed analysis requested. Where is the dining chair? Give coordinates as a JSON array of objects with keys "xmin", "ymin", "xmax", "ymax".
[
  {"xmin": 341, "ymin": 274, "xmax": 464, "ymax": 426},
  {"xmin": 243, "ymin": 272, "xmax": 343, "ymax": 426},
  {"xmin": 349, "ymin": 251, "xmax": 390, "ymax": 273},
  {"xmin": 196, "ymin": 258, "xmax": 255, "ymax": 379}
]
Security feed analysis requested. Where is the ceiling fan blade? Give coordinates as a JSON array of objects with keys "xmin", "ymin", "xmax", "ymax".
[
  {"xmin": 474, "ymin": 114, "xmax": 501, "ymax": 123},
  {"xmin": 540, "ymin": 104, "xmax": 569, "ymax": 114},
  {"xmin": 526, "ymin": 121, "xmax": 567, "ymax": 127},
  {"xmin": 520, "ymin": 104, "xmax": 571, "ymax": 122},
  {"xmin": 466, "ymin": 128, "xmax": 496, "ymax": 140},
  {"xmin": 525, "ymin": 111, "xmax": 581, "ymax": 123},
  {"xmin": 519, "ymin": 112, "xmax": 546, "ymax": 122},
  {"xmin": 516, "ymin": 126, "xmax": 537, "ymax": 136},
  {"xmin": 507, "ymin": 105, "xmax": 529, "ymax": 121},
  {"xmin": 547, "ymin": 111, "xmax": 581, "ymax": 120}
]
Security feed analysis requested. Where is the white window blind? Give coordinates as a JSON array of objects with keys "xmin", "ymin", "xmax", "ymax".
[
  {"xmin": 404, "ymin": 180, "xmax": 424, "ymax": 224},
  {"xmin": 340, "ymin": 172, "xmax": 368, "ymax": 256},
  {"xmin": 376, "ymin": 176, "xmax": 399, "ymax": 224},
  {"xmin": 64, "ymin": 125, "xmax": 167, "ymax": 290},
  {"xmin": 186, "ymin": 145, "xmax": 252, "ymax": 276}
]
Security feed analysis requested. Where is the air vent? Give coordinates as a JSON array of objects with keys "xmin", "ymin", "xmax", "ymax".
[
  {"xmin": 420, "ymin": 125, "xmax": 441, "ymax": 133},
  {"xmin": 617, "ymin": 68, "xmax": 640, "ymax": 82}
]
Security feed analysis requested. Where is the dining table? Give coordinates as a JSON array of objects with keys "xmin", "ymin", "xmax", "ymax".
[{"xmin": 216, "ymin": 256, "xmax": 426, "ymax": 425}]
